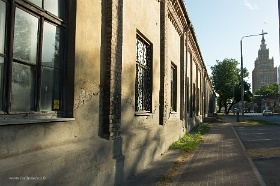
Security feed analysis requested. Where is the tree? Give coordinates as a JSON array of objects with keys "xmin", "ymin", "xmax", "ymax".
[
  {"xmin": 230, "ymin": 80, "xmax": 252, "ymax": 112},
  {"xmin": 254, "ymin": 82, "xmax": 279, "ymax": 98},
  {"xmin": 211, "ymin": 58, "xmax": 252, "ymax": 113}
]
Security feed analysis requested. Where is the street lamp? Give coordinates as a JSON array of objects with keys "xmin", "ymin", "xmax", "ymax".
[{"xmin": 240, "ymin": 31, "xmax": 268, "ymax": 120}]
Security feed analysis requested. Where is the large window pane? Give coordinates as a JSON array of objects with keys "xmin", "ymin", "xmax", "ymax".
[
  {"xmin": 26, "ymin": 0, "xmax": 42, "ymax": 8},
  {"xmin": 44, "ymin": 0, "xmax": 66, "ymax": 20},
  {"xmin": 41, "ymin": 22, "xmax": 64, "ymax": 111},
  {"xmin": 0, "ymin": 0, "xmax": 6, "ymax": 54},
  {"xmin": 40, "ymin": 67, "xmax": 61, "ymax": 111},
  {"xmin": 42, "ymin": 22, "xmax": 64, "ymax": 69},
  {"xmin": 0, "ymin": 57, "xmax": 3, "ymax": 108},
  {"xmin": 13, "ymin": 8, "xmax": 38, "ymax": 63},
  {"xmin": 11, "ymin": 62, "xmax": 34, "ymax": 112},
  {"xmin": 0, "ymin": 1, "xmax": 5, "ymax": 109}
]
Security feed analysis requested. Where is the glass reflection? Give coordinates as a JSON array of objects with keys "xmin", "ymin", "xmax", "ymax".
[
  {"xmin": 44, "ymin": 0, "xmax": 65, "ymax": 20},
  {"xmin": 11, "ymin": 62, "xmax": 34, "ymax": 111},
  {"xmin": 42, "ymin": 22, "xmax": 64, "ymax": 69},
  {"xmin": 13, "ymin": 8, "xmax": 38, "ymax": 63},
  {"xmin": 40, "ymin": 67, "xmax": 61, "ymax": 110},
  {"xmin": 41, "ymin": 22, "xmax": 64, "ymax": 110},
  {"xmin": 0, "ymin": 57, "xmax": 3, "ymax": 108},
  {"xmin": 26, "ymin": 0, "xmax": 42, "ymax": 7},
  {"xmin": 0, "ymin": 1, "xmax": 6, "ymax": 54}
]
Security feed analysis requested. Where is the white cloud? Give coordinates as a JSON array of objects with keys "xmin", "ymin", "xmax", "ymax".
[{"xmin": 244, "ymin": 0, "xmax": 259, "ymax": 10}]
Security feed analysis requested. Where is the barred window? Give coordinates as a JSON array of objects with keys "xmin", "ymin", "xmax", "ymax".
[
  {"xmin": 1, "ymin": 0, "xmax": 67, "ymax": 114},
  {"xmin": 171, "ymin": 63, "xmax": 177, "ymax": 112},
  {"xmin": 135, "ymin": 34, "xmax": 152, "ymax": 112}
]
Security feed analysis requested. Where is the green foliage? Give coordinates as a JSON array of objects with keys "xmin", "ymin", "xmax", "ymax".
[
  {"xmin": 169, "ymin": 123, "xmax": 210, "ymax": 151},
  {"xmin": 233, "ymin": 81, "xmax": 252, "ymax": 102},
  {"xmin": 191, "ymin": 123, "xmax": 210, "ymax": 134},
  {"xmin": 254, "ymin": 82, "xmax": 278, "ymax": 98},
  {"xmin": 169, "ymin": 133, "xmax": 203, "ymax": 151},
  {"xmin": 211, "ymin": 59, "xmax": 239, "ymax": 100},
  {"xmin": 198, "ymin": 123, "xmax": 211, "ymax": 134},
  {"xmin": 210, "ymin": 58, "xmax": 252, "ymax": 113},
  {"xmin": 243, "ymin": 119, "xmax": 276, "ymax": 126}
]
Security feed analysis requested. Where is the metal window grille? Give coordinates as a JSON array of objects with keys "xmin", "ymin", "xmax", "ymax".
[
  {"xmin": 171, "ymin": 63, "xmax": 177, "ymax": 112},
  {"xmin": 135, "ymin": 35, "xmax": 151, "ymax": 112}
]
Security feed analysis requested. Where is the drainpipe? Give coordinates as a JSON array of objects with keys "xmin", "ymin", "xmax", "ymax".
[{"xmin": 185, "ymin": 23, "xmax": 192, "ymax": 129}]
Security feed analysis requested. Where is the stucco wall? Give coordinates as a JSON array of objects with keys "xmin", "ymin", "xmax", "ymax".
[
  {"xmin": 0, "ymin": 0, "xmax": 103, "ymax": 159},
  {"xmin": 1, "ymin": 1, "xmax": 112, "ymax": 185},
  {"xmin": 121, "ymin": 0, "xmax": 186, "ymax": 180}
]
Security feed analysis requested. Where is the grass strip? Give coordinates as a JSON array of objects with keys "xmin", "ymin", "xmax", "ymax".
[{"xmin": 241, "ymin": 119, "xmax": 276, "ymax": 126}]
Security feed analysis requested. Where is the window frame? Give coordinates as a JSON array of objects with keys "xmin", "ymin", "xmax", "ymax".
[
  {"xmin": 135, "ymin": 33, "xmax": 153, "ymax": 114},
  {"xmin": 0, "ymin": 0, "xmax": 73, "ymax": 123},
  {"xmin": 170, "ymin": 62, "xmax": 177, "ymax": 112},
  {"xmin": 0, "ymin": 0, "xmax": 7, "ymax": 113}
]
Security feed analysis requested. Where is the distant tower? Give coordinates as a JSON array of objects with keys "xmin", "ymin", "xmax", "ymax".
[{"xmin": 252, "ymin": 31, "xmax": 277, "ymax": 93}]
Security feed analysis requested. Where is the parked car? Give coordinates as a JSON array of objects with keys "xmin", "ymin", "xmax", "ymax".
[{"xmin": 263, "ymin": 110, "xmax": 273, "ymax": 116}]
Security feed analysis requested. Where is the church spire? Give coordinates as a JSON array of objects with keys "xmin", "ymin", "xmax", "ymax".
[
  {"xmin": 260, "ymin": 29, "xmax": 266, "ymax": 50},
  {"xmin": 261, "ymin": 29, "xmax": 265, "ymax": 44}
]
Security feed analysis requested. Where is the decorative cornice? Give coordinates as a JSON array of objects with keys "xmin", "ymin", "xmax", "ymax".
[
  {"xmin": 188, "ymin": 33, "xmax": 203, "ymax": 70},
  {"xmin": 168, "ymin": 10, "xmax": 183, "ymax": 35},
  {"xmin": 167, "ymin": 0, "xmax": 188, "ymax": 36},
  {"xmin": 167, "ymin": 0, "xmax": 214, "ymax": 89}
]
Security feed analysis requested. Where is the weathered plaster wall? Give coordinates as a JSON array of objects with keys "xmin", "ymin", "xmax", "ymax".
[
  {"xmin": 121, "ymin": 0, "xmax": 186, "ymax": 180},
  {"xmin": 0, "ymin": 0, "xmax": 104, "ymax": 158},
  {"xmin": 167, "ymin": 18, "xmax": 181, "ymax": 117},
  {"xmin": 121, "ymin": 0, "xmax": 161, "ymax": 130},
  {"xmin": 73, "ymin": 0, "xmax": 101, "ymax": 139},
  {"xmin": 0, "ymin": 1, "xmax": 115, "ymax": 185}
]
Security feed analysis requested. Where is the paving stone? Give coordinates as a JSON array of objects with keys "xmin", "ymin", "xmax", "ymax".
[{"xmin": 125, "ymin": 116, "xmax": 262, "ymax": 186}]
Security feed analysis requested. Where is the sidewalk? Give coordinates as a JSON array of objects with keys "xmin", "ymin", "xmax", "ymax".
[{"xmin": 124, "ymin": 116, "xmax": 263, "ymax": 186}]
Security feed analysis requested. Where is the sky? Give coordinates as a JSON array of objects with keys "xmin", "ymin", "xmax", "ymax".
[{"xmin": 184, "ymin": 0, "xmax": 279, "ymax": 87}]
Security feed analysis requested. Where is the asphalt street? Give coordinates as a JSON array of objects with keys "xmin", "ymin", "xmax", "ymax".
[
  {"xmin": 245, "ymin": 113, "xmax": 280, "ymax": 125},
  {"xmin": 234, "ymin": 123, "xmax": 280, "ymax": 186}
]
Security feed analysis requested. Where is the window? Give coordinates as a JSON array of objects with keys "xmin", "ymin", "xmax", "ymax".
[
  {"xmin": 170, "ymin": 63, "xmax": 177, "ymax": 112},
  {"xmin": 135, "ymin": 34, "xmax": 152, "ymax": 112},
  {"xmin": 0, "ymin": 0, "xmax": 6, "ymax": 109},
  {"xmin": 192, "ymin": 83, "xmax": 195, "ymax": 114},
  {"xmin": 186, "ymin": 77, "xmax": 189, "ymax": 113},
  {"xmin": 25, "ymin": 0, "xmax": 66, "ymax": 20},
  {"xmin": 1, "ymin": 0, "xmax": 67, "ymax": 115}
]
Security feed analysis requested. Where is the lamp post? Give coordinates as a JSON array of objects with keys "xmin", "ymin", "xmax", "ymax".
[
  {"xmin": 240, "ymin": 31, "xmax": 268, "ymax": 120},
  {"xmin": 232, "ymin": 70, "xmax": 234, "ymax": 113}
]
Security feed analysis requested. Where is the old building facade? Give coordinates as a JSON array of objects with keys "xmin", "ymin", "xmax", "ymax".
[
  {"xmin": 252, "ymin": 34, "xmax": 277, "ymax": 93},
  {"xmin": 0, "ymin": 0, "xmax": 214, "ymax": 185}
]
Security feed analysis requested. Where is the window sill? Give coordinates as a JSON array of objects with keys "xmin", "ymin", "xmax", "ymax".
[
  {"xmin": 0, "ymin": 118, "xmax": 75, "ymax": 125},
  {"xmin": 0, "ymin": 113, "xmax": 75, "ymax": 126},
  {"xmin": 170, "ymin": 111, "xmax": 177, "ymax": 114},
  {"xmin": 135, "ymin": 112, "xmax": 153, "ymax": 116}
]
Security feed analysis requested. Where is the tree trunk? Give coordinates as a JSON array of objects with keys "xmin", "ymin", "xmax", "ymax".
[
  {"xmin": 224, "ymin": 99, "xmax": 228, "ymax": 114},
  {"xmin": 218, "ymin": 99, "xmax": 222, "ymax": 113},
  {"xmin": 227, "ymin": 99, "xmax": 235, "ymax": 113}
]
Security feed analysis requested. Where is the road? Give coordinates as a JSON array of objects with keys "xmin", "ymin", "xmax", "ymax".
[{"xmin": 232, "ymin": 113, "xmax": 280, "ymax": 186}]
